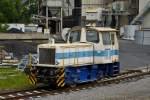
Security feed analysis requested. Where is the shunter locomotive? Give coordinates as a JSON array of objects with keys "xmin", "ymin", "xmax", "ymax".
[{"xmin": 27, "ymin": 27, "xmax": 120, "ymax": 87}]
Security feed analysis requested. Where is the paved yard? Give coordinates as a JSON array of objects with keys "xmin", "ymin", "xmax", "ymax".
[
  {"xmin": 119, "ymin": 40, "xmax": 150, "ymax": 70},
  {"xmin": 35, "ymin": 76, "xmax": 150, "ymax": 100}
]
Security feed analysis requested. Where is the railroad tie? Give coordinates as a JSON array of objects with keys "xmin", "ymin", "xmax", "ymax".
[{"xmin": 0, "ymin": 96, "xmax": 6, "ymax": 99}]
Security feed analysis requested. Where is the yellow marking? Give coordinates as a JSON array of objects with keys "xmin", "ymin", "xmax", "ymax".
[
  {"xmin": 58, "ymin": 79, "xmax": 64, "ymax": 87},
  {"xmin": 29, "ymin": 79, "xmax": 33, "ymax": 85},
  {"xmin": 28, "ymin": 75, "xmax": 36, "ymax": 85},
  {"xmin": 58, "ymin": 72, "xmax": 65, "ymax": 78},
  {"xmin": 30, "ymin": 76, "xmax": 36, "ymax": 85},
  {"xmin": 57, "ymin": 68, "xmax": 64, "ymax": 73},
  {"xmin": 61, "ymin": 83, "xmax": 65, "ymax": 87},
  {"xmin": 28, "ymin": 73, "xmax": 37, "ymax": 85},
  {"xmin": 57, "ymin": 73, "xmax": 65, "ymax": 83},
  {"xmin": 26, "ymin": 53, "xmax": 37, "ymax": 85},
  {"xmin": 60, "ymin": 69, "xmax": 65, "ymax": 74},
  {"xmin": 31, "ymin": 73, "xmax": 37, "ymax": 82},
  {"xmin": 28, "ymin": 77, "xmax": 33, "ymax": 84},
  {"xmin": 56, "ymin": 68, "xmax": 64, "ymax": 76}
]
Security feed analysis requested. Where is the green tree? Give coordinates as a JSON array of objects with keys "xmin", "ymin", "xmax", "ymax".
[
  {"xmin": 0, "ymin": 0, "xmax": 37, "ymax": 24},
  {"xmin": 24, "ymin": 0, "xmax": 38, "ymax": 15},
  {"xmin": 0, "ymin": 24, "xmax": 8, "ymax": 32}
]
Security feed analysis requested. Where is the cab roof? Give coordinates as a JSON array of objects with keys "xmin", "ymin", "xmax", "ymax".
[{"xmin": 90, "ymin": 27, "xmax": 118, "ymax": 32}]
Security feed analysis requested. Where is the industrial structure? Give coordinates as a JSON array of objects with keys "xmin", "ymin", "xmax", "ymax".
[
  {"xmin": 131, "ymin": 0, "xmax": 150, "ymax": 28},
  {"xmin": 131, "ymin": 0, "xmax": 150, "ymax": 45},
  {"xmin": 24, "ymin": 0, "xmax": 150, "ymax": 45},
  {"xmin": 36, "ymin": 0, "xmax": 139, "ymax": 32},
  {"xmin": 37, "ymin": 0, "xmax": 63, "ymax": 34},
  {"xmin": 81, "ymin": 0, "xmax": 139, "ymax": 28},
  {"xmin": 37, "ymin": 0, "xmax": 81, "ymax": 34}
]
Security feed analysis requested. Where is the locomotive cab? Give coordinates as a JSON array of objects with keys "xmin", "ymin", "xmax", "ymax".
[
  {"xmin": 29, "ymin": 27, "xmax": 119, "ymax": 87},
  {"xmin": 66, "ymin": 27, "xmax": 119, "ymax": 64}
]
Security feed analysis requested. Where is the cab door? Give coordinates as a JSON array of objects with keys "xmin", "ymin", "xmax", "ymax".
[
  {"xmin": 86, "ymin": 30, "xmax": 103, "ymax": 64},
  {"xmin": 101, "ymin": 32, "xmax": 115, "ymax": 63}
]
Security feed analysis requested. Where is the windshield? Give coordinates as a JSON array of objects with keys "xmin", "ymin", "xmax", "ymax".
[
  {"xmin": 69, "ymin": 31, "xmax": 81, "ymax": 43},
  {"xmin": 86, "ymin": 30, "xmax": 99, "ymax": 43}
]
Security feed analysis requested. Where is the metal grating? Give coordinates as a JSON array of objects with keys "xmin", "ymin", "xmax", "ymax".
[{"xmin": 39, "ymin": 48, "xmax": 55, "ymax": 65}]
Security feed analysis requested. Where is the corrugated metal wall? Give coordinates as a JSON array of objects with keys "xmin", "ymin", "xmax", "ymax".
[
  {"xmin": 82, "ymin": 0, "xmax": 105, "ymax": 16},
  {"xmin": 135, "ymin": 29, "xmax": 150, "ymax": 45},
  {"xmin": 82, "ymin": 0, "xmax": 104, "ymax": 4}
]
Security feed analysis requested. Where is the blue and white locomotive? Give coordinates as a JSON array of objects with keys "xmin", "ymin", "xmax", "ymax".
[{"xmin": 31, "ymin": 27, "xmax": 119, "ymax": 87}]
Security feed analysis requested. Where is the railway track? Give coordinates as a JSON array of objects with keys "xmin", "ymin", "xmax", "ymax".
[{"xmin": 0, "ymin": 67, "xmax": 150, "ymax": 100}]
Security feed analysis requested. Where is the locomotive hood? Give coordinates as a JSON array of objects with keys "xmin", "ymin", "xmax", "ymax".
[
  {"xmin": 37, "ymin": 43, "xmax": 94, "ymax": 67},
  {"xmin": 38, "ymin": 43, "xmax": 93, "ymax": 49}
]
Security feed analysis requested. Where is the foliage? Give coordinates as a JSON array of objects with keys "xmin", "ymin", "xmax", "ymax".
[
  {"xmin": 0, "ymin": 0, "xmax": 38, "ymax": 24},
  {"xmin": 0, "ymin": 24, "xmax": 8, "ymax": 32},
  {"xmin": 25, "ymin": 0, "xmax": 38, "ymax": 15}
]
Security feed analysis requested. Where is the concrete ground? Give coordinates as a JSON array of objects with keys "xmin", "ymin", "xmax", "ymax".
[
  {"xmin": 119, "ymin": 40, "xmax": 150, "ymax": 70},
  {"xmin": 35, "ymin": 76, "xmax": 150, "ymax": 100}
]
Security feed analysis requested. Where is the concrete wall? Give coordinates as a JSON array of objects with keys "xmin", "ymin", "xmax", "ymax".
[
  {"xmin": 0, "ymin": 33, "xmax": 48, "ymax": 40},
  {"xmin": 139, "ymin": 0, "xmax": 150, "ymax": 12},
  {"xmin": 46, "ymin": 0, "xmax": 62, "ymax": 7},
  {"xmin": 142, "ymin": 12, "xmax": 150, "ymax": 28}
]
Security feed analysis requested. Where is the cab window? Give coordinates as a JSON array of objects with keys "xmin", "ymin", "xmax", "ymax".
[
  {"xmin": 86, "ymin": 30, "xmax": 99, "ymax": 43},
  {"xmin": 102, "ymin": 32, "xmax": 115, "ymax": 45},
  {"xmin": 69, "ymin": 31, "xmax": 81, "ymax": 43}
]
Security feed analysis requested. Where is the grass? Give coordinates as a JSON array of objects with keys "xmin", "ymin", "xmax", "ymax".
[{"xmin": 0, "ymin": 67, "xmax": 33, "ymax": 90}]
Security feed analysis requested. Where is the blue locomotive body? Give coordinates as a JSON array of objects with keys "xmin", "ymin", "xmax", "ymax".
[{"xmin": 65, "ymin": 62, "xmax": 119, "ymax": 85}]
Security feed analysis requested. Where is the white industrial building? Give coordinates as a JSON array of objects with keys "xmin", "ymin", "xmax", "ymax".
[{"xmin": 131, "ymin": 0, "xmax": 150, "ymax": 45}]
